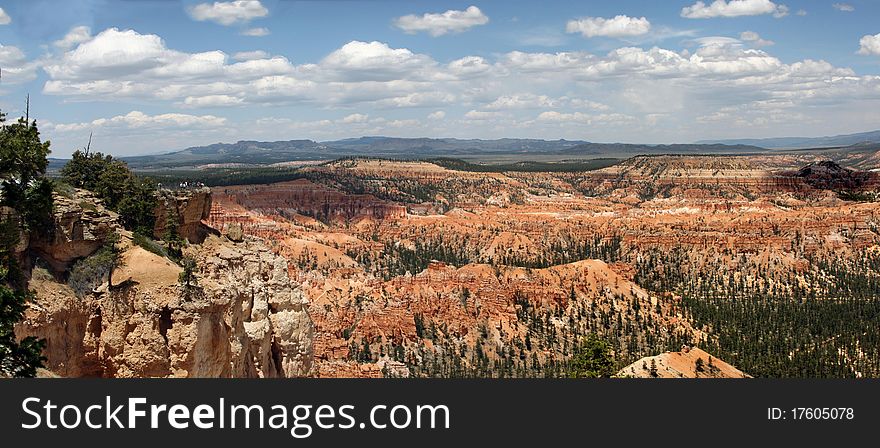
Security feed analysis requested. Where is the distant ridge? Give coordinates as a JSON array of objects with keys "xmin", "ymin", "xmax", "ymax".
[
  {"xmin": 698, "ymin": 130, "xmax": 880, "ymax": 149},
  {"xmin": 117, "ymin": 137, "xmax": 765, "ymax": 170}
]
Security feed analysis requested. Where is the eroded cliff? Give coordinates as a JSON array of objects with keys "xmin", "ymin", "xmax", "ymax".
[{"xmin": 15, "ymin": 188, "xmax": 315, "ymax": 377}]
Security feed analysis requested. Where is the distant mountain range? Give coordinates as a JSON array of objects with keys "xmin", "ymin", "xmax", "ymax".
[
  {"xmin": 115, "ymin": 137, "xmax": 767, "ymax": 170},
  {"xmin": 698, "ymin": 130, "xmax": 880, "ymax": 149}
]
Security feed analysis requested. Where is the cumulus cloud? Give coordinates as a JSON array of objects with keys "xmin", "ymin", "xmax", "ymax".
[
  {"xmin": 0, "ymin": 44, "xmax": 38, "ymax": 84},
  {"xmin": 37, "ymin": 26, "xmax": 880, "ymax": 148},
  {"xmin": 0, "ymin": 7, "xmax": 11, "ymax": 25},
  {"xmin": 181, "ymin": 94, "xmax": 244, "ymax": 108},
  {"xmin": 464, "ymin": 110, "xmax": 502, "ymax": 120},
  {"xmin": 240, "ymin": 27, "xmax": 269, "ymax": 37},
  {"xmin": 536, "ymin": 111, "xmax": 636, "ymax": 126},
  {"xmin": 681, "ymin": 0, "xmax": 789, "ymax": 19},
  {"xmin": 319, "ymin": 40, "xmax": 436, "ymax": 81},
  {"xmin": 565, "ymin": 15, "xmax": 651, "ymax": 38},
  {"xmin": 341, "ymin": 113, "xmax": 369, "ymax": 124},
  {"xmin": 42, "ymin": 28, "xmax": 296, "ymax": 98},
  {"xmin": 483, "ymin": 94, "xmax": 608, "ymax": 111},
  {"xmin": 232, "ymin": 50, "xmax": 269, "ymax": 61},
  {"xmin": 394, "ymin": 5, "xmax": 488, "ymax": 36},
  {"xmin": 740, "ymin": 31, "xmax": 774, "ymax": 46},
  {"xmin": 53, "ymin": 26, "xmax": 92, "ymax": 50},
  {"xmin": 484, "ymin": 94, "xmax": 559, "ymax": 110},
  {"xmin": 52, "ymin": 111, "xmax": 226, "ymax": 132},
  {"xmin": 188, "ymin": 1, "xmax": 268, "ymax": 26},
  {"xmin": 858, "ymin": 34, "xmax": 880, "ymax": 56},
  {"xmin": 833, "ymin": 3, "xmax": 854, "ymax": 12},
  {"xmin": 537, "ymin": 111, "xmax": 591, "ymax": 122}
]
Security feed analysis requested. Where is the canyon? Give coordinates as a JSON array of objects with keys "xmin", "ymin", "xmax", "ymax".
[{"xmin": 15, "ymin": 153, "xmax": 880, "ymax": 378}]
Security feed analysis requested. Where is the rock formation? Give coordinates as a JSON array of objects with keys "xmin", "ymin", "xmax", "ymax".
[
  {"xmin": 153, "ymin": 187, "xmax": 213, "ymax": 243},
  {"xmin": 15, "ymin": 188, "xmax": 315, "ymax": 378},
  {"xmin": 617, "ymin": 346, "xmax": 750, "ymax": 378},
  {"xmin": 28, "ymin": 189, "xmax": 120, "ymax": 274}
]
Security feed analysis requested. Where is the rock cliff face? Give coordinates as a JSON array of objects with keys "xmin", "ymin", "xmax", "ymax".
[
  {"xmin": 29, "ymin": 190, "xmax": 120, "ymax": 274},
  {"xmin": 153, "ymin": 187, "xmax": 213, "ymax": 243},
  {"xmin": 213, "ymin": 179, "xmax": 407, "ymax": 225},
  {"xmin": 15, "ymin": 188, "xmax": 315, "ymax": 378}
]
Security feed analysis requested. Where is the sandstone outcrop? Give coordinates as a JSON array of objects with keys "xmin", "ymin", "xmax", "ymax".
[
  {"xmin": 153, "ymin": 187, "xmax": 213, "ymax": 243},
  {"xmin": 28, "ymin": 189, "xmax": 120, "ymax": 274},
  {"xmin": 618, "ymin": 346, "xmax": 750, "ymax": 378},
  {"xmin": 16, "ymin": 186, "xmax": 315, "ymax": 378},
  {"xmin": 213, "ymin": 179, "xmax": 406, "ymax": 225},
  {"xmin": 16, "ymin": 234, "xmax": 315, "ymax": 378}
]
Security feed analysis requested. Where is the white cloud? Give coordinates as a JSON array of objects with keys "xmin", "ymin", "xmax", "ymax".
[
  {"xmin": 0, "ymin": 44, "xmax": 38, "ymax": 84},
  {"xmin": 188, "ymin": 1, "xmax": 268, "ymax": 26},
  {"xmin": 681, "ymin": 0, "xmax": 789, "ymax": 19},
  {"xmin": 394, "ymin": 5, "xmax": 488, "ymax": 36},
  {"xmin": 373, "ymin": 92, "xmax": 455, "ymax": 108},
  {"xmin": 833, "ymin": 3, "xmax": 854, "ymax": 12},
  {"xmin": 858, "ymin": 34, "xmax": 880, "ymax": 56},
  {"xmin": 42, "ymin": 28, "xmax": 298, "ymax": 100},
  {"xmin": 537, "ymin": 111, "xmax": 591, "ymax": 122},
  {"xmin": 341, "ymin": 113, "xmax": 369, "ymax": 123},
  {"xmin": 0, "ymin": 7, "xmax": 10, "ymax": 25},
  {"xmin": 447, "ymin": 56, "xmax": 492, "ymax": 78},
  {"xmin": 565, "ymin": 15, "xmax": 651, "ymax": 38},
  {"xmin": 536, "ymin": 111, "xmax": 636, "ymax": 126},
  {"xmin": 796, "ymin": 9, "xmax": 807, "ymax": 16},
  {"xmin": 240, "ymin": 27, "xmax": 269, "ymax": 37},
  {"xmin": 52, "ymin": 110, "xmax": 226, "ymax": 132},
  {"xmin": 37, "ymin": 27, "xmax": 880, "ymax": 148},
  {"xmin": 500, "ymin": 50, "xmax": 595, "ymax": 72},
  {"xmin": 320, "ymin": 41, "xmax": 435, "ymax": 81},
  {"xmin": 464, "ymin": 110, "xmax": 501, "ymax": 120},
  {"xmin": 483, "ymin": 94, "xmax": 609, "ymax": 111},
  {"xmin": 232, "ymin": 50, "xmax": 268, "ymax": 61},
  {"xmin": 53, "ymin": 26, "xmax": 92, "ymax": 50},
  {"xmin": 485, "ymin": 94, "xmax": 559, "ymax": 110},
  {"xmin": 740, "ymin": 31, "xmax": 774, "ymax": 46},
  {"xmin": 181, "ymin": 94, "xmax": 244, "ymax": 108}
]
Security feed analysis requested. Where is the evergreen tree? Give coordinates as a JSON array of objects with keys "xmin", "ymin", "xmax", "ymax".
[
  {"xmin": 567, "ymin": 334, "xmax": 615, "ymax": 378},
  {"xmin": 0, "ymin": 106, "xmax": 51, "ymax": 377}
]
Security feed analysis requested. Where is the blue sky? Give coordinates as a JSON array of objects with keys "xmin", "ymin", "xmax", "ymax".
[{"xmin": 0, "ymin": 0, "xmax": 879, "ymax": 156}]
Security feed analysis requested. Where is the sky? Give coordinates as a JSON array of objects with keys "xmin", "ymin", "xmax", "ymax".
[{"xmin": 0, "ymin": 0, "xmax": 879, "ymax": 157}]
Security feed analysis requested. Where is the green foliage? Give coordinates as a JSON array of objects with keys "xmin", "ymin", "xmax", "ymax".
[
  {"xmin": 0, "ymin": 286, "xmax": 46, "ymax": 377},
  {"xmin": 0, "ymin": 110, "xmax": 54, "ymax": 234},
  {"xmin": 68, "ymin": 231, "xmax": 124, "ymax": 296},
  {"xmin": 162, "ymin": 203, "xmax": 184, "ymax": 260},
  {"xmin": 0, "ymin": 107, "xmax": 49, "ymax": 377},
  {"xmin": 117, "ymin": 176, "xmax": 158, "ymax": 235},
  {"xmin": 427, "ymin": 157, "xmax": 621, "ymax": 173},
  {"xmin": 178, "ymin": 255, "xmax": 198, "ymax": 290},
  {"xmin": 94, "ymin": 160, "xmax": 131, "ymax": 209},
  {"xmin": 0, "ymin": 227, "xmax": 44, "ymax": 377},
  {"xmin": 20, "ymin": 178, "xmax": 55, "ymax": 236},
  {"xmin": 133, "ymin": 232, "xmax": 168, "ymax": 259},
  {"xmin": 0, "ymin": 112, "xmax": 51, "ymax": 188},
  {"xmin": 61, "ymin": 149, "xmax": 157, "ymax": 234},
  {"xmin": 567, "ymin": 334, "xmax": 616, "ymax": 378},
  {"xmin": 59, "ymin": 150, "xmax": 112, "ymax": 190},
  {"xmin": 635, "ymin": 247, "xmax": 880, "ymax": 378}
]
